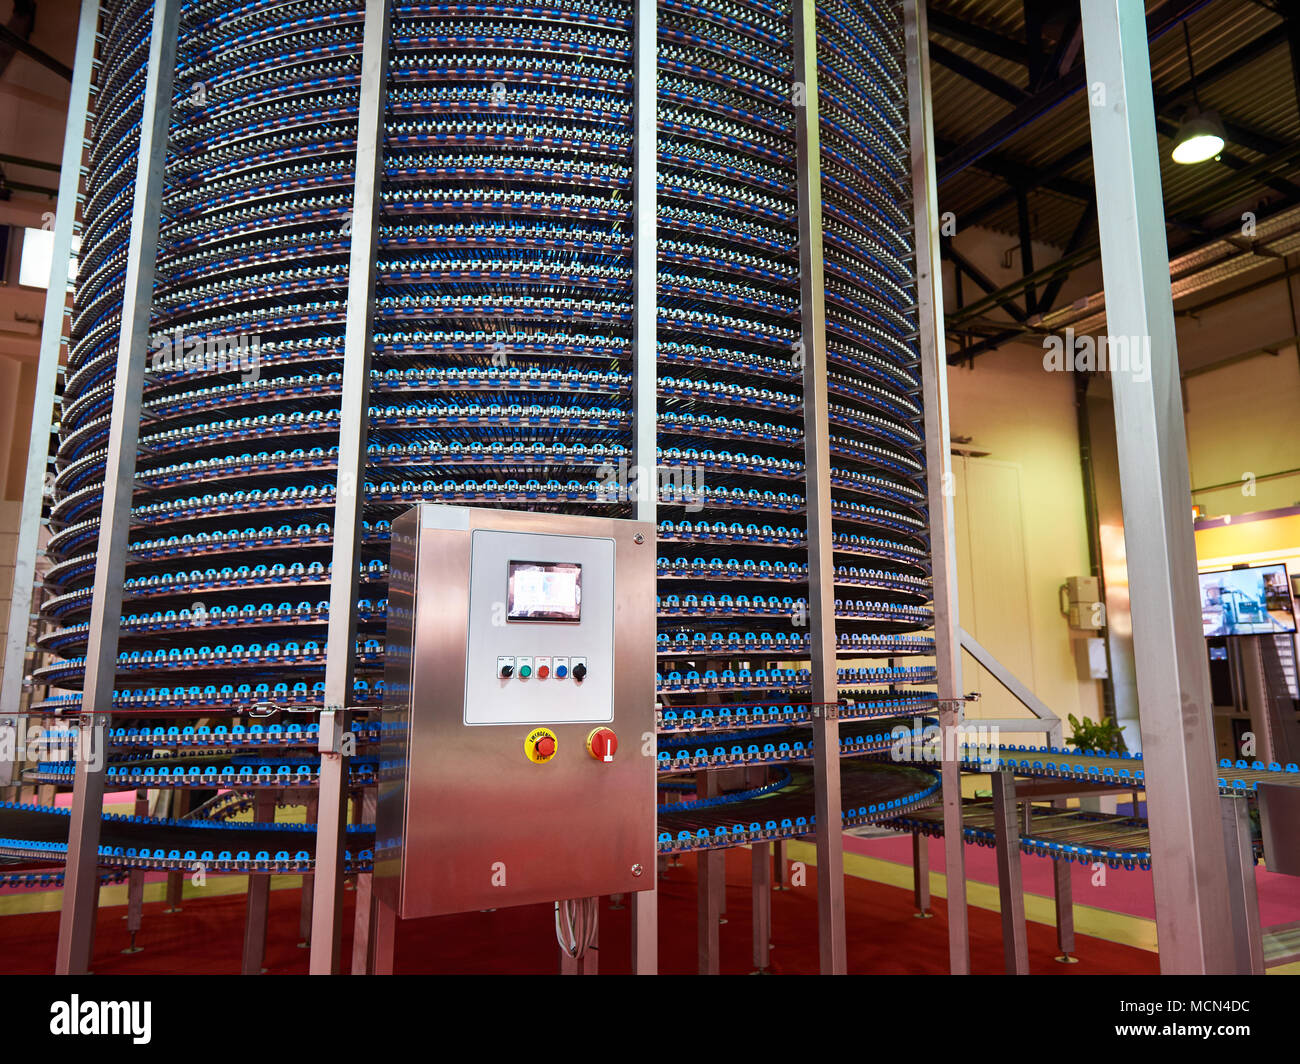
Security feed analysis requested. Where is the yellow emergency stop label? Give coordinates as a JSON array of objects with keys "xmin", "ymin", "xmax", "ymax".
[{"xmin": 524, "ymin": 727, "xmax": 558, "ymax": 763}]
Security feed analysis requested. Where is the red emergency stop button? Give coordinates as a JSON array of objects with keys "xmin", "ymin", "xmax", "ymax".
[
  {"xmin": 586, "ymin": 727, "xmax": 618, "ymax": 762},
  {"xmin": 524, "ymin": 727, "xmax": 558, "ymax": 763}
]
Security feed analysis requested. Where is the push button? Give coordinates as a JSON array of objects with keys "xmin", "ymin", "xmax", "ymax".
[
  {"xmin": 572, "ymin": 662, "xmax": 587, "ymax": 681},
  {"xmin": 524, "ymin": 727, "xmax": 558, "ymax": 763},
  {"xmin": 537, "ymin": 664, "xmax": 550, "ymax": 679},
  {"xmin": 518, "ymin": 664, "xmax": 532, "ymax": 679}
]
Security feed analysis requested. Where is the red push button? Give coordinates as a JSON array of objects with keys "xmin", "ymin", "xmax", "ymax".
[
  {"xmin": 537, "ymin": 664, "xmax": 550, "ymax": 679},
  {"xmin": 535, "ymin": 734, "xmax": 556, "ymax": 759},
  {"xmin": 586, "ymin": 727, "xmax": 618, "ymax": 762}
]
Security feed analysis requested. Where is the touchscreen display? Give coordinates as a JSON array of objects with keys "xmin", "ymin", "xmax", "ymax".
[{"xmin": 506, "ymin": 561, "xmax": 582, "ymax": 622}]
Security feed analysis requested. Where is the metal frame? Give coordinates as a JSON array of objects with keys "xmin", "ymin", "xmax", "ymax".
[
  {"xmin": 309, "ymin": 0, "xmax": 393, "ymax": 976},
  {"xmin": 792, "ymin": 0, "xmax": 847, "ymax": 976},
  {"xmin": 1079, "ymin": 0, "xmax": 1234, "ymax": 975},
  {"xmin": 54, "ymin": 0, "xmax": 180, "ymax": 976},
  {"xmin": 903, "ymin": 0, "xmax": 969, "ymax": 977},
  {"xmin": 1220, "ymin": 793, "xmax": 1265, "ymax": 974},
  {"xmin": 960, "ymin": 627, "xmax": 1062, "ymax": 731},
  {"xmin": 991, "ymin": 770, "xmax": 1029, "ymax": 974},
  {"xmin": 0, "ymin": 0, "xmax": 101, "ymax": 789},
  {"xmin": 629, "ymin": 0, "xmax": 658, "ymax": 977}
]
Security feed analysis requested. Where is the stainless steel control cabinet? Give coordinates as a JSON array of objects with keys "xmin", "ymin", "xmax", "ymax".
[{"xmin": 375, "ymin": 504, "xmax": 657, "ymax": 918}]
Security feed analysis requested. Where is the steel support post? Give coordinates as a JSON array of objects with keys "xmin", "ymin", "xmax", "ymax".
[
  {"xmin": 164, "ymin": 869, "xmax": 183, "ymax": 913},
  {"xmin": 122, "ymin": 790, "xmax": 148, "ymax": 953},
  {"xmin": 349, "ymin": 788, "xmax": 377, "ymax": 973},
  {"xmin": 309, "ymin": 0, "xmax": 392, "ymax": 976},
  {"xmin": 1220, "ymin": 794, "xmax": 1265, "ymax": 974},
  {"xmin": 54, "ymin": 0, "xmax": 180, "ymax": 976},
  {"xmin": 774, "ymin": 840, "xmax": 788, "ymax": 888},
  {"xmin": 751, "ymin": 842, "xmax": 771, "ymax": 971},
  {"xmin": 0, "ymin": 0, "xmax": 100, "ymax": 788},
  {"xmin": 694, "ymin": 769, "xmax": 722, "ymax": 974},
  {"xmin": 697, "ymin": 848, "xmax": 722, "ymax": 974},
  {"xmin": 582, "ymin": 912, "xmax": 600, "ymax": 975},
  {"xmin": 904, "ymin": 0, "xmax": 969, "ymax": 976},
  {"xmin": 792, "ymin": 0, "xmax": 847, "ymax": 977},
  {"xmin": 991, "ymin": 770, "xmax": 1029, "ymax": 974},
  {"xmin": 1238, "ymin": 637, "xmax": 1277, "ymax": 763},
  {"xmin": 164, "ymin": 790, "xmax": 186, "ymax": 911},
  {"xmin": 912, "ymin": 830, "xmax": 932, "ymax": 917},
  {"xmin": 298, "ymin": 794, "xmax": 317, "ymax": 944},
  {"xmin": 628, "ymin": 0, "xmax": 659, "ymax": 977},
  {"xmin": 1079, "ymin": 0, "xmax": 1235, "ymax": 974},
  {"xmin": 1053, "ymin": 852, "xmax": 1077, "ymax": 961},
  {"xmin": 241, "ymin": 792, "xmax": 277, "ymax": 975},
  {"xmin": 372, "ymin": 898, "xmax": 397, "ymax": 975}
]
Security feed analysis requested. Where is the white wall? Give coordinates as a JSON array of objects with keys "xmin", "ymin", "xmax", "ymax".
[
  {"xmin": 946, "ymin": 342, "xmax": 1105, "ymax": 729},
  {"xmin": 1184, "ymin": 347, "xmax": 1300, "ymax": 517}
]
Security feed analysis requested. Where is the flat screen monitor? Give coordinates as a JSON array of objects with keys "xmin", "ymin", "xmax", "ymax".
[{"xmin": 1199, "ymin": 563, "xmax": 1296, "ymax": 637}]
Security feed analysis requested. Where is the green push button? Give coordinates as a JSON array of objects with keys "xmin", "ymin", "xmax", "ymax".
[{"xmin": 519, "ymin": 664, "xmax": 532, "ymax": 679}]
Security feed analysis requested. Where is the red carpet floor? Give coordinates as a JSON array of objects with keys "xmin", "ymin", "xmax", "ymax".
[{"xmin": 0, "ymin": 847, "xmax": 1158, "ymax": 974}]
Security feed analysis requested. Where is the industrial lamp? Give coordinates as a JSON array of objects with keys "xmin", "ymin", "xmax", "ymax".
[
  {"xmin": 1172, "ymin": 109, "xmax": 1226, "ymax": 164},
  {"xmin": 1172, "ymin": 25, "xmax": 1225, "ymax": 165}
]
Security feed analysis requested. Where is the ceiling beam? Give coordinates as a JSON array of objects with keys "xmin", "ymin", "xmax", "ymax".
[
  {"xmin": 944, "ymin": 241, "xmax": 1029, "ymax": 324},
  {"xmin": 1038, "ymin": 196, "xmax": 1097, "ymax": 314},
  {"xmin": 0, "ymin": 24, "xmax": 72, "ymax": 81},
  {"xmin": 937, "ymin": 0, "xmax": 1218, "ymax": 184},
  {"xmin": 927, "ymin": 9, "xmax": 1028, "ymax": 65},
  {"xmin": 929, "ymin": 42, "xmax": 1026, "ymax": 104},
  {"xmin": 944, "ymin": 190, "xmax": 1300, "ymax": 362},
  {"xmin": 942, "ymin": 20, "xmax": 1295, "ymax": 229}
]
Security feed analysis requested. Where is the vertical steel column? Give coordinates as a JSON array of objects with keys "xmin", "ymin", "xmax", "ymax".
[
  {"xmin": 1220, "ymin": 794, "xmax": 1265, "ymax": 975},
  {"xmin": 904, "ymin": 0, "xmax": 969, "ymax": 976},
  {"xmin": 697, "ymin": 849, "xmax": 722, "ymax": 974},
  {"xmin": 751, "ymin": 842, "xmax": 771, "ymax": 971},
  {"xmin": 122, "ymin": 789, "xmax": 148, "ymax": 954},
  {"xmin": 630, "ymin": 0, "xmax": 659, "ymax": 978},
  {"xmin": 241, "ymin": 791, "xmax": 277, "ymax": 975},
  {"xmin": 54, "ymin": 0, "xmax": 180, "ymax": 976},
  {"xmin": 791, "ymin": 0, "xmax": 846, "ymax": 977},
  {"xmin": 164, "ymin": 789, "xmax": 186, "ymax": 911},
  {"xmin": 0, "ymin": 0, "xmax": 101, "ymax": 787},
  {"xmin": 1079, "ymin": 0, "xmax": 1234, "ymax": 975},
  {"xmin": 991, "ymin": 771, "xmax": 1029, "ymax": 974},
  {"xmin": 349, "ymin": 788, "xmax": 377, "ymax": 973},
  {"xmin": 309, "ymin": 0, "xmax": 392, "ymax": 976},
  {"xmin": 1052, "ymin": 850, "xmax": 1076, "ymax": 961},
  {"xmin": 298, "ymin": 794, "xmax": 317, "ymax": 943},
  {"xmin": 912, "ymin": 830, "xmax": 932, "ymax": 916},
  {"xmin": 1238, "ymin": 638, "xmax": 1277, "ymax": 764},
  {"xmin": 372, "ymin": 898, "xmax": 397, "ymax": 975},
  {"xmin": 695, "ymin": 770, "xmax": 722, "ymax": 974}
]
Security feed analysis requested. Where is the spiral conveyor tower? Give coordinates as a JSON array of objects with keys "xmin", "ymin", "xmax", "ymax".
[{"xmin": 7, "ymin": 0, "xmax": 949, "ymax": 899}]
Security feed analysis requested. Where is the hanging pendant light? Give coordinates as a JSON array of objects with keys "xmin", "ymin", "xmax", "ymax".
[
  {"xmin": 1173, "ymin": 24, "xmax": 1227, "ymax": 164},
  {"xmin": 1172, "ymin": 109, "xmax": 1226, "ymax": 164}
]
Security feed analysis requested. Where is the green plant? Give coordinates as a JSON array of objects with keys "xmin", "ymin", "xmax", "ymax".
[{"xmin": 1065, "ymin": 713, "xmax": 1127, "ymax": 754}]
